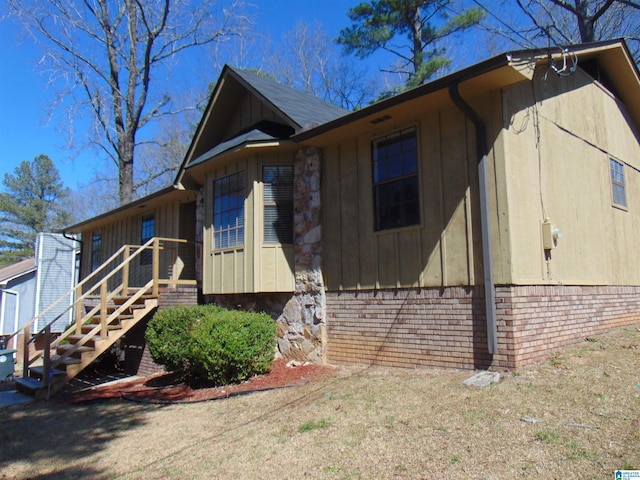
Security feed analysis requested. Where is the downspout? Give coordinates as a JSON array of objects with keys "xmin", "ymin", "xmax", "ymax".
[
  {"xmin": 448, "ymin": 84, "xmax": 498, "ymax": 355},
  {"xmin": 63, "ymin": 231, "xmax": 83, "ymax": 284}
]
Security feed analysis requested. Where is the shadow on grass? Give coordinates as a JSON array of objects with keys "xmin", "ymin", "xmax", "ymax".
[
  {"xmin": 0, "ymin": 398, "xmax": 162, "ymax": 479},
  {"xmin": 11, "ymin": 465, "xmax": 106, "ymax": 480}
]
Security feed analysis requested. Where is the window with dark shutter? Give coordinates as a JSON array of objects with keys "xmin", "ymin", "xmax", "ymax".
[{"xmin": 263, "ymin": 166, "xmax": 293, "ymax": 244}]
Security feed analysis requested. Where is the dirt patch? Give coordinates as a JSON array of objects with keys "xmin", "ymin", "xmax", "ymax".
[{"xmin": 65, "ymin": 359, "xmax": 333, "ymax": 404}]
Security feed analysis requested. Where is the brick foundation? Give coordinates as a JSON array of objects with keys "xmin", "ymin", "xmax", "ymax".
[
  {"xmin": 498, "ymin": 285, "xmax": 640, "ymax": 368},
  {"xmin": 121, "ymin": 286, "xmax": 199, "ymax": 376},
  {"xmin": 326, "ymin": 285, "xmax": 640, "ymax": 370}
]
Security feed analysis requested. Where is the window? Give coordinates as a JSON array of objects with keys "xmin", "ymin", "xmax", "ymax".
[
  {"xmin": 91, "ymin": 232, "xmax": 102, "ymax": 271},
  {"xmin": 610, "ymin": 158, "xmax": 627, "ymax": 208},
  {"xmin": 213, "ymin": 171, "xmax": 245, "ymax": 249},
  {"xmin": 372, "ymin": 127, "xmax": 420, "ymax": 231},
  {"xmin": 263, "ymin": 166, "xmax": 294, "ymax": 244},
  {"xmin": 140, "ymin": 214, "xmax": 155, "ymax": 265}
]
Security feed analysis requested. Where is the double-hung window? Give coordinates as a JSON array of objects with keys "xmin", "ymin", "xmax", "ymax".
[
  {"xmin": 610, "ymin": 158, "xmax": 627, "ymax": 208},
  {"xmin": 213, "ymin": 171, "xmax": 246, "ymax": 249},
  {"xmin": 91, "ymin": 232, "xmax": 102, "ymax": 271},
  {"xmin": 140, "ymin": 214, "xmax": 155, "ymax": 265},
  {"xmin": 263, "ymin": 166, "xmax": 293, "ymax": 244},
  {"xmin": 372, "ymin": 127, "xmax": 420, "ymax": 231}
]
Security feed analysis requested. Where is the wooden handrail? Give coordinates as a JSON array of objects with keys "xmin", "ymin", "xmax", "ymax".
[
  {"xmin": 50, "ymin": 280, "xmax": 154, "ymax": 370},
  {"xmin": 25, "ymin": 284, "xmax": 125, "ymax": 370},
  {"xmin": 6, "ymin": 242, "xmax": 139, "ymax": 344},
  {"xmin": 13, "ymin": 237, "xmax": 196, "ymax": 381}
]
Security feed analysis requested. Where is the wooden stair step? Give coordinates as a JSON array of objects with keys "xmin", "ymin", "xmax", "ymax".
[
  {"xmin": 85, "ymin": 315, "xmax": 133, "ymax": 331},
  {"xmin": 81, "ymin": 324, "xmax": 121, "ymax": 334},
  {"xmin": 51, "ymin": 354, "xmax": 82, "ymax": 365},
  {"xmin": 113, "ymin": 295, "xmax": 156, "ymax": 305},
  {"xmin": 14, "ymin": 376, "xmax": 44, "ymax": 392},
  {"xmin": 29, "ymin": 366, "xmax": 67, "ymax": 378},
  {"xmin": 15, "ymin": 374, "xmax": 68, "ymax": 399},
  {"xmin": 106, "ymin": 306, "xmax": 142, "ymax": 314},
  {"xmin": 57, "ymin": 344, "xmax": 95, "ymax": 357},
  {"xmin": 67, "ymin": 334, "xmax": 103, "ymax": 347}
]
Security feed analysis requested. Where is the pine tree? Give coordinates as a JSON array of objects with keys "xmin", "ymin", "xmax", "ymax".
[
  {"xmin": 0, "ymin": 155, "xmax": 70, "ymax": 266},
  {"xmin": 337, "ymin": 0, "xmax": 485, "ymax": 90}
]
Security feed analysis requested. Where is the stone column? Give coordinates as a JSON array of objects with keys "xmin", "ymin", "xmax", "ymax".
[{"xmin": 276, "ymin": 147, "xmax": 326, "ymax": 363}]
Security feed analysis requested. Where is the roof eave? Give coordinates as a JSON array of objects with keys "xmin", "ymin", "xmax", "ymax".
[
  {"xmin": 61, "ymin": 185, "xmax": 187, "ymax": 233},
  {"xmin": 185, "ymin": 139, "xmax": 296, "ymax": 184},
  {"xmin": 294, "ymin": 39, "xmax": 635, "ymax": 145}
]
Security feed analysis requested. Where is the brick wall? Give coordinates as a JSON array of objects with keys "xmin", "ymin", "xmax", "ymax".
[
  {"xmin": 499, "ymin": 285, "xmax": 640, "ymax": 369},
  {"xmin": 157, "ymin": 286, "xmax": 200, "ymax": 308},
  {"xmin": 326, "ymin": 287, "xmax": 494, "ymax": 370},
  {"xmin": 326, "ymin": 285, "xmax": 640, "ymax": 370},
  {"xmin": 121, "ymin": 286, "xmax": 199, "ymax": 376}
]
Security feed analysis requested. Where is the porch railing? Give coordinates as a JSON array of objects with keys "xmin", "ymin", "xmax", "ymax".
[{"xmin": 5, "ymin": 237, "xmax": 196, "ymax": 388}]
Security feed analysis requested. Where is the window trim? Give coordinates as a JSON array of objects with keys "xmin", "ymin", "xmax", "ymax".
[
  {"xmin": 212, "ymin": 170, "xmax": 246, "ymax": 251},
  {"xmin": 610, "ymin": 157, "xmax": 628, "ymax": 210},
  {"xmin": 371, "ymin": 126, "xmax": 421, "ymax": 232}
]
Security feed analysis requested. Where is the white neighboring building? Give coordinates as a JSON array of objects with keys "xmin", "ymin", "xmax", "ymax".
[
  {"xmin": 0, "ymin": 258, "xmax": 37, "ymax": 337},
  {"xmin": 0, "ymin": 233, "xmax": 79, "ymax": 340}
]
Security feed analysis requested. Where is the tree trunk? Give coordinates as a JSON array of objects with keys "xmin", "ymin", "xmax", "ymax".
[
  {"xmin": 575, "ymin": 0, "xmax": 596, "ymax": 42},
  {"xmin": 411, "ymin": 5, "xmax": 423, "ymax": 77},
  {"xmin": 118, "ymin": 138, "xmax": 135, "ymax": 205}
]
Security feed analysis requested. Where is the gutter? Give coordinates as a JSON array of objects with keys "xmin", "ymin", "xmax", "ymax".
[{"xmin": 448, "ymin": 84, "xmax": 498, "ymax": 355}]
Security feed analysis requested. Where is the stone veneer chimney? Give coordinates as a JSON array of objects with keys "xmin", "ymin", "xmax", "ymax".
[{"xmin": 276, "ymin": 147, "xmax": 326, "ymax": 363}]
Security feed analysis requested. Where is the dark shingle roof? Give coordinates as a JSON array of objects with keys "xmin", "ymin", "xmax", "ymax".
[
  {"xmin": 230, "ymin": 68, "xmax": 350, "ymax": 129},
  {"xmin": 189, "ymin": 128, "xmax": 279, "ymax": 168}
]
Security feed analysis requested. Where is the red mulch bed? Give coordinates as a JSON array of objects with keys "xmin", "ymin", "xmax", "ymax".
[{"xmin": 66, "ymin": 359, "xmax": 333, "ymax": 404}]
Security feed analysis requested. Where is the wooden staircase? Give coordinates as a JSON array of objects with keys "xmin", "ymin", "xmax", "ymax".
[
  {"xmin": 15, "ymin": 293, "xmax": 158, "ymax": 399},
  {"xmin": 6, "ymin": 237, "xmax": 195, "ymax": 399}
]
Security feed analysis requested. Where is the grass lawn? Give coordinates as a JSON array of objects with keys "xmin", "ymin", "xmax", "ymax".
[{"xmin": 1, "ymin": 326, "xmax": 639, "ymax": 479}]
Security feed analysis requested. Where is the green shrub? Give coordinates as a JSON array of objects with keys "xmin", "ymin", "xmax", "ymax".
[
  {"xmin": 146, "ymin": 305, "xmax": 205, "ymax": 372},
  {"xmin": 189, "ymin": 309, "xmax": 277, "ymax": 385},
  {"xmin": 145, "ymin": 304, "xmax": 276, "ymax": 386}
]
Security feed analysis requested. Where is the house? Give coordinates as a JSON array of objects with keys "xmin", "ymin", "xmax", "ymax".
[
  {"xmin": 1, "ymin": 233, "xmax": 78, "ymax": 348},
  {"xmin": 63, "ymin": 39, "xmax": 640, "ymax": 372},
  {"xmin": 1, "ymin": 258, "xmax": 36, "ymax": 341}
]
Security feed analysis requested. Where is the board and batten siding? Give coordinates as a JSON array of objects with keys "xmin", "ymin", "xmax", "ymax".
[
  {"xmin": 321, "ymin": 105, "xmax": 492, "ymax": 291},
  {"xmin": 202, "ymin": 151, "xmax": 295, "ymax": 295},
  {"xmin": 502, "ymin": 66, "xmax": 640, "ymax": 286},
  {"xmin": 223, "ymin": 91, "xmax": 288, "ymax": 142},
  {"xmin": 80, "ymin": 196, "xmax": 193, "ymax": 280}
]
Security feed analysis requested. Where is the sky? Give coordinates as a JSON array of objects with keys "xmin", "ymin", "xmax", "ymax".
[{"xmin": 0, "ymin": 0, "xmax": 369, "ymax": 191}]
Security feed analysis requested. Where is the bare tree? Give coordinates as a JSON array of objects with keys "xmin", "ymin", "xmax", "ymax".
[
  {"xmin": 467, "ymin": 0, "xmax": 640, "ymax": 61},
  {"xmin": 273, "ymin": 21, "xmax": 378, "ymax": 110},
  {"xmin": 134, "ymin": 113, "xmax": 193, "ymax": 197},
  {"xmin": 6, "ymin": 0, "xmax": 251, "ymax": 205}
]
